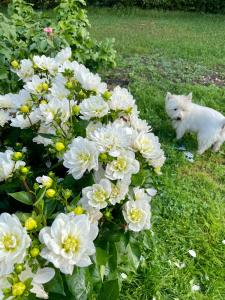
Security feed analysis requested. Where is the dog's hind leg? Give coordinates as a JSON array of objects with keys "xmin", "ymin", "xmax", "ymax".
[{"xmin": 197, "ymin": 133, "xmax": 214, "ymax": 155}]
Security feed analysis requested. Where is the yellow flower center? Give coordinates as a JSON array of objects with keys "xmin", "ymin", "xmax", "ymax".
[
  {"xmin": 93, "ymin": 188, "xmax": 107, "ymax": 203},
  {"xmin": 12, "ymin": 282, "xmax": 26, "ymax": 296},
  {"xmin": 129, "ymin": 208, "xmax": 143, "ymax": 223},
  {"xmin": 78, "ymin": 152, "xmax": 90, "ymax": 163},
  {"xmin": 111, "ymin": 185, "xmax": 119, "ymax": 198},
  {"xmin": 1, "ymin": 234, "xmax": 18, "ymax": 251},
  {"xmin": 63, "ymin": 236, "xmax": 80, "ymax": 253},
  {"xmin": 114, "ymin": 157, "xmax": 127, "ymax": 171}
]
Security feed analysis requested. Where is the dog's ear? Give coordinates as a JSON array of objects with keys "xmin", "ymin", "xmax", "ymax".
[
  {"xmin": 166, "ymin": 92, "xmax": 172, "ymax": 101},
  {"xmin": 186, "ymin": 92, "xmax": 192, "ymax": 101}
]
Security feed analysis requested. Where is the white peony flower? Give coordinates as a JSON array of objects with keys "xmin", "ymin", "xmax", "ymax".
[
  {"xmin": 0, "ymin": 213, "xmax": 31, "ymax": 275},
  {"xmin": 109, "ymin": 179, "xmax": 129, "ymax": 205},
  {"xmin": 21, "ymin": 266, "xmax": 55, "ymax": 299},
  {"xmin": 63, "ymin": 137, "xmax": 99, "ymax": 179},
  {"xmin": 188, "ymin": 249, "xmax": 196, "ymax": 258},
  {"xmin": 50, "ymin": 74, "xmax": 70, "ymax": 100},
  {"xmin": 39, "ymin": 99, "xmax": 73, "ymax": 124},
  {"xmin": 13, "ymin": 59, "xmax": 34, "ymax": 82},
  {"xmin": 39, "ymin": 213, "xmax": 98, "ymax": 275},
  {"xmin": 81, "ymin": 179, "xmax": 112, "ymax": 209},
  {"xmin": 33, "ymin": 124, "xmax": 55, "ymax": 146},
  {"xmin": 76, "ymin": 68, "xmax": 107, "ymax": 94},
  {"xmin": 0, "ymin": 93, "xmax": 15, "ymax": 109},
  {"xmin": 36, "ymin": 175, "xmax": 53, "ymax": 188},
  {"xmin": 148, "ymin": 148, "xmax": 166, "ymax": 169},
  {"xmin": 0, "ymin": 110, "xmax": 10, "ymax": 127},
  {"xmin": 0, "ymin": 150, "xmax": 25, "ymax": 182},
  {"xmin": 25, "ymin": 75, "xmax": 49, "ymax": 95},
  {"xmin": 109, "ymin": 86, "xmax": 135, "ymax": 113},
  {"xmin": 55, "ymin": 47, "xmax": 72, "ymax": 64},
  {"xmin": 105, "ymin": 150, "xmax": 139, "ymax": 180},
  {"xmin": 79, "ymin": 96, "xmax": 109, "ymax": 120},
  {"xmin": 11, "ymin": 109, "xmax": 40, "ymax": 129},
  {"xmin": 89, "ymin": 122, "xmax": 132, "ymax": 157},
  {"xmin": 132, "ymin": 187, "xmax": 151, "ymax": 202},
  {"xmin": 129, "ymin": 114, "xmax": 151, "ymax": 133},
  {"xmin": 86, "ymin": 121, "xmax": 103, "ymax": 139},
  {"xmin": 123, "ymin": 198, "xmax": 151, "ymax": 232},
  {"xmin": 33, "ymin": 55, "xmax": 58, "ymax": 75}
]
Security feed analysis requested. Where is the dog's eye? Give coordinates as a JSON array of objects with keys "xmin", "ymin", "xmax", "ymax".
[{"xmin": 174, "ymin": 108, "xmax": 177, "ymax": 111}]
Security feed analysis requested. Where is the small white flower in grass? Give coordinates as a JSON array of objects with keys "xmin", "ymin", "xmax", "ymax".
[
  {"xmin": 0, "ymin": 110, "xmax": 10, "ymax": 127},
  {"xmin": 120, "ymin": 273, "xmax": 128, "ymax": 280},
  {"xmin": 222, "ymin": 240, "xmax": 225, "ymax": 245},
  {"xmin": 81, "ymin": 179, "xmax": 111, "ymax": 209},
  {"xmin": 39, "ymin": 213, "xmax": 98, "ymax": 275},
  {"xmin": 13, "ymin": 59, "xmax": 34, "ymax": 82},
  {"xmin": 0, "ymin": 150, "xmax": 25, "ymax": 182},
  {"xmin": 109, "ymin": 86, "xmax": 135, "ymax": 113},
  {"xmin": 0, "ymin": 213, "xmax": 31, "ymax": 275},
  {"xmin": 105, "ymin": 150, "xmax": 140, "ymax": 181},
  {"xmin": 188, "ymin": 249, "xmax": 196, "ymax": 258},
  {"xmin": 63, "ymin": 137, "xmax": 99, "ymax": 179},
  {"xmin": 123, "ymin": 198, "xmax": 151, "ymax": 232},
  {"xmin": 174, "ymin": 261, "xmax": 186, "ymax": 269},
  {"xmin": 79, "ymin": 96, "xmax": 109, "ymax": 120},
  {"xmin": 191, "ymin": 284, "xmax": 201, "ymax": 292}
]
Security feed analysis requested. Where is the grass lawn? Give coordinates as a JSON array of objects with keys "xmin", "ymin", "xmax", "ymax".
[{"xmin": 88, "ymin": 8, "xmax": 225, "ymax": 300}]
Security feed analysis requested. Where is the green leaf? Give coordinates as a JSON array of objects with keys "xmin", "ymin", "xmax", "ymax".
[
  {"xmin": 34, "ymin": 187, "xmax": 46, "ymax": 206},
  {"xmin": 8, "ymin": 191, "xmax": 33, "ymax": 205},
  {"xmin": 98, "ymin": 279, "xmax": 119, "ymax": 300},
  {"xmin": 96, "ymin": 247, "xmax": 109, "ymax": 266},
  {"xmin": 66, "ymin": 268, "xmax": 88, "ymax": 300},
  {"xmin": 127, "ymin": 243, "xmax": 141, "ymax": 272},
  {"xmin": 45, "ymin": 270, "xmax": 65, "ymax": 296}
]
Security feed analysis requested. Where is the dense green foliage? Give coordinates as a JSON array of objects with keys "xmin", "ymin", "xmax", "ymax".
[
  {"xmin": 0, "ymin": 0, "xmax": 115, "ymax": 94},
  {"xmin": 89, "ymin": 8, "xmax": 225, "ymax": 299},
  {"xmin": 88, "ymin": 0, "xmax": 225, "ymax": 13}
]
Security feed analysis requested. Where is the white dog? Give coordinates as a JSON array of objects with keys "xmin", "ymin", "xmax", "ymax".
[{"xmin": 165, "ymin": 92, "xmax": 225, "ymax": 154}]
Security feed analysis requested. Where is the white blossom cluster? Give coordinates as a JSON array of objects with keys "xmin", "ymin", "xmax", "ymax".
[{"xmin": 0, "ymin": 49, "xmax": 166, "ymax": 297}]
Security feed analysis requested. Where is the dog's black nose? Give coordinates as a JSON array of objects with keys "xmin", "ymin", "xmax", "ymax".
[{"xmin": 176, "ymin": 117, "xmax": 181, "ymax": 121}]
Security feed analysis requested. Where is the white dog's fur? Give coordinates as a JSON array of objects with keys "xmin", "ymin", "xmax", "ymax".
[{"xmin": 165, "ymin": 92, "xmax": 225, "ymax": 154}]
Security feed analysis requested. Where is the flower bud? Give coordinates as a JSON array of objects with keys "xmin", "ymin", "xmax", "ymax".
[
  {"xmin": 104, "ymin": 210, "xmax": 112, "ymax": 220},
  {"xmin": 99, "ymin": 153, "xmax": 108, "ymax": 162},
  {"xmin": 12, "ymin": 152, "xmax": 23, "ymax": 161},
  {"xmin": 73, "ymin": 105, "xmax": 80, "ymax": 115},
  {"xmin": 42, "ymin": 82, "xmax": 49, "ymax": 91},
  {"xmin": 20, "ymin": 166, "xmax": 29, "ymax": 174},
  {"xmin": 40, "ymin": 99, "xmax": 47, "ymax": 104},
  {"xmin": 65, "ymin": 81, "xmax": 74, "ymax": 89},
  {"xmin": 11, "ymin": 60, "xmax": 20, "ymax": 69},
  {"xmin": 46, "ymin": 188, "xmax": 56, "ymax": 198},
  {"xmin": 25, "ymin": 217, "xmax": 37, "ymax": 231},
  {"xmin": 55, "ymin": 142, "xmax": 65, "ymax": 152},
  {"xmin": 78, "ymin": 90, "xmax": 87, "ymax": 99},
  {"xmin": 15, "ymin": 263, "xmax": 25, "ymax": 274},
  {"xmin": 73, "ymin": 206, "xmax": 85, "ymax": 215},
  {"xmin": 154, "ymin": 167, "xmax": 162, "ymax": 175},
  {"xmin": 20, "ymin": 105, "xmax": 30, "ymax": 113},
  {"xmin": 12, "ymin": 282, "xmax": 26, "ymax": 297},
  {"xmin": 63, "ymin": 189, "xmax": 72, "ymax": 200},
  {"xmin": 30, "ymin": 247, "xmax": 40, "ymax": 258},
  {"xmin": 102, "ymin": 90, "xmax": 112, "ymax": 101}
]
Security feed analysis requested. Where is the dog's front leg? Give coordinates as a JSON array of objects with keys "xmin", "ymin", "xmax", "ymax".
[{"xmin": 176, "ymin": 127, "xmax": 185, "ymax": 140}]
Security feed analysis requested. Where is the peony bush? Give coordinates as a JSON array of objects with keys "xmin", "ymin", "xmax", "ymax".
[{"xmin": 0, "ymin": 48, "xmax": 165, "ymax": 299}]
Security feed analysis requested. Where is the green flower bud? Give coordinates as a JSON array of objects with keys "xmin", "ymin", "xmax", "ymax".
[
  {"xmin": 12, "ymin": 152, "xmax": 23, "ymax": 161},
  {"xmin": 11, "ymin": 60, "xmax": 20, "ymax": 69},
  {"xmin": 55, "ymin": 142, "xmax": 65, "ymax": 152},
  {"xmin": 102, "ymin": 90, "xmax": 112, "ymax": 101},
  {"xmin": 20, "ymin": 166, "xmax": 29, "ymax": 174},
  {"xmin": 46, "ymin": 188, "xmax": 56, "ymax": 198},
  {"xmin": 73, "ymin": 105, "xmax": 80, "ymax": 115},
  {"xmin": 30, "ymin": 247, "xmax": 40, "ymax": 258},
  {"xmin": 25, "ymin": 217, "xmax": 37, "ymax": 231},
  {"xmin": 20, "ymin": 105, "xmax": 30, "ymax": 113}
]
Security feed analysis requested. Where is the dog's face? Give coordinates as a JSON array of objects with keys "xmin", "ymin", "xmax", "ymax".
[{"xmin": 165, "ymin": 92, "xmax": 192, "ymax": 122}]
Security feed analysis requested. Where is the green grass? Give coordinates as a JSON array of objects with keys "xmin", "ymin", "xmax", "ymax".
[{"xmin": 88, "ymin": 8, "xmax": 225, "ymax": 300}]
